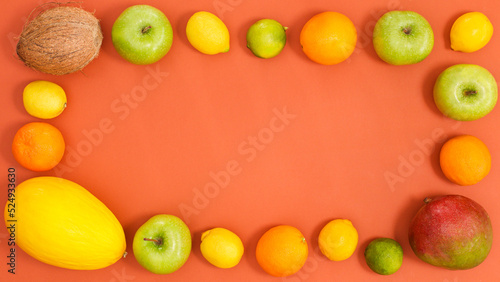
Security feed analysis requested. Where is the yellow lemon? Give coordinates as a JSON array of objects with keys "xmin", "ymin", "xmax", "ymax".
[
  {"xmin": 186, "ymin": 11, "xmax": 230, "ymax": 55},
  {"xmin": 318, "ymin": 219, "xmax": 358, "ymax": 261},
  {"xmin": 23, "ymin": 80, "xmax": 67, "ymax": 119},
  {"xmin": 450, "ymin": 12, "xmax": 493, "ymax": 53},
  {"xmin": 200, "ymin": 227, "xmax": 244, "ymax": 268}
]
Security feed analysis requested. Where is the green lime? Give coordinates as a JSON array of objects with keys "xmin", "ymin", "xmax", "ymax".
[
  {"xmin": 246, "ymin": 19, "xmax": 287, "ymax": 59},
  {"xmin": 364, "ymin": 238, "xmax": 403, "ymax": 275}
]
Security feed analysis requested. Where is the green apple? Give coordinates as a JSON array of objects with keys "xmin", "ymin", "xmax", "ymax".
[
  {"xmin": 373, "ymin": 11, "xmax": 434, "ymax": 65},
  {"xmin": 133, "ymin": 214, "xmax": 191, "ymax": 274},
  {"xmin": 434, "ymin": 64, "xmax": 498, "ymax": 121},
  {"xmin": 112, "ymin": 5, "xmax": 173, "ymax": 65}
]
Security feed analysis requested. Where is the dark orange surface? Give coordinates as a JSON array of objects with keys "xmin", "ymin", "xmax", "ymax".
[{"xmin": 1, "ymin": 0, "xmax": 499, "ymax": 281}]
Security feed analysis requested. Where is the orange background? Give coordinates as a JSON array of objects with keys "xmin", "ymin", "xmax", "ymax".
[{"xmin": 1, "ymin": 0, "xmax": 500, "ymax": 281}]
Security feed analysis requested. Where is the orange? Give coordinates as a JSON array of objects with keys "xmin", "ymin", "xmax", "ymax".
[
  {"xmin": 300, "ymin": 11, "xmax": 357, "ymax": 65},
  {"xmin": 255, "ymin": 225, "xmax": 308, "ymax": 277},
  {"xmin": 440, "ymin": 135, "xmax": 491, "ymax": 186},
  {"xmin": 12, "ymin": 122, "xmax": 65, "ymax": 171}
]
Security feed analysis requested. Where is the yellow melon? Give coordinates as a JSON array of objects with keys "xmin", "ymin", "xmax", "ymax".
[{"xmin": 4, "ymin": 176, "xmax": 126, "ymax": 270}]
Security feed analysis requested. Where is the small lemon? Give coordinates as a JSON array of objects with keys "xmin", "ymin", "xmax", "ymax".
[
  {"xmin": 23, "ymin": 80, "xmax": 67, "ymax": 119},
  {"xmin": 318, "ymin": 219, "xmax": 358, "ymax": 261},
  {"xmin": 186, "ymin": 11, "xmax": 230, "ymax": 55},
  {"xmin": 450, "ymin": 12, "xmax": 493, "ymax": 53},
  {"xmin": 200, "ymin": 228, "xmax": 244, "ymax": 268},
  {"xmin": 246, "ymin": 19, "xmax": 287, "ymax": 59}
]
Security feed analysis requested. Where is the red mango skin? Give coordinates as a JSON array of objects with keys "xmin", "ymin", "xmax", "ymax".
[{"xmin": 408, "ymin": 195, "xmax": 493, "ymax": 270}]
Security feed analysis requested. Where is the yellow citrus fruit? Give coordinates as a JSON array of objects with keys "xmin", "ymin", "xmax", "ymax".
[
  {"xmin": 186, "ymin": 11, "xmax": 230, "ymax": 55},
  {"xmin": 450, "ymin": 12, "xmax": 493, "ymax": 53},
  {"xmin": 318, "ymin": 219, "xmax": 358, "ymax": 261},
  {"xmin": 300, "ymin": 12, "xmax": 357, "ymax": 65},
  {"xmin": 440, "ymin": 135, "xmax": 491, "ymax": 185},
  {"xmin": 200, "ymin": 228, "xmax": 244, "ymax": 268},
  {"xmin": 256, "ymin": 225, "xmax": 308, "ymax": 277},
  {"xmin": 23, "ymin": 80, "xmax": 67, "ymax": 119}
]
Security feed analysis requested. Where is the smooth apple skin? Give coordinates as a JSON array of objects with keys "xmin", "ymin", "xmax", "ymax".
[
  {"xmin": 373, "ymin": 11, "xmax": 434, "ymax": 65},
  {"xmin": 133, "ymin": 214, "xmax": 191, "ymax": 274},
  {"xmin": 408, "ymin": 195, "xmax": 493, "ymax": 270},
  {"xmin": 112, "ymin": 5, "xmax": 173, "ymax": 65},
  {"xmin": 434, "ymin": 64, "xmax": 498, "ymax": 121}
]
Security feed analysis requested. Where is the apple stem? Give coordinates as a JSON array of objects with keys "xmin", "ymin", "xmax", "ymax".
[
  {"xmin": 464, "ymin": 90, "xmax": 477, "ymax": 96},
  {"xmin": 144, "ymin": 237, "xmax": 162, "ymax": 245},
  {"xmin": 403, "ymin": 27, "xmax": 411, "ymax": 35},
  {"xmin": 142, "ymin": 26, "xmax": 152, "ymax": 34}
]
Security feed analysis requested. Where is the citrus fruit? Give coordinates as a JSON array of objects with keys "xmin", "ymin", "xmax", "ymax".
[
  {"xmin": 246, "ymin": 19, "xmax": 287, "ymax": 59},
  {"xmin": 450, "ymin": 12, "xmax": 493, "ymax": 53},
  {"xmin": 12, "ymin": 122, "xmax": 65, "ymax": 171},
  {"xmin": 200, "ymin": 227, "xmax": 244, "ymax": 268},
  {"xmin": 300, "ymin": 11, "xmax": 357, "ymax": 65},
  {"xmin": 23, "ymin": 80, "xmax": 67, "ymax": 119},
  {"xmin": 364, "ymin": 238, "xmax": 403, "ymax": 275},
  {"xmin": 318, "ymin": 219, "xmax": 358, "ymax": 261},
  {"xmin": 186, "ymin": 11, "xmax": 229, "ymax": 55},
  {"xmin": 440, "ymin": 135, "xmax": 491, "ymax": 185},
  {"xmin": 256, "ymin": 225, "xmax": 308, "ymax": 277}
]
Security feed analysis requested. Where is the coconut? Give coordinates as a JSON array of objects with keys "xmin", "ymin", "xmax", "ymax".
[{"xmin": 16, "ymin": 4, "xmax": 103, "ymax": 75}]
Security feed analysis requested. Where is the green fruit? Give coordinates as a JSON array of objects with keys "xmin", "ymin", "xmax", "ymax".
[
  {"xmin": 433, "ymin": 64, "xmax": 498, "ymax": 121},
  {"xmin": 364, "ymin": 238, "xmax": 403, "ymax": 275},
  {"xmin": 246, "ymin": 19, "xmax": 287, "ymax": 59},
  {"xmin": 112, "ymin": 5, "xmax": 173, "ymax": 65},
  {"xmin": 373, "ymin": 11, "xmax": 434, "ymax": 65},
  {"xmin": 133, "ymin": 214, "xmax": 191, "ymax": 274}
]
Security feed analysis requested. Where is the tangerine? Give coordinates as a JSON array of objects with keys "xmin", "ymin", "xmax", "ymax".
[
  {"xmin": 12, "ymin": 122, "xmax": 65, "ymax": 171},
  {"xmin": 440, "ymin": 135, "xmax": 491, "ymax": 185},
  {"xmin": 300, "ymin": 12, "xmax": 357, "ymax": 65},
  {"xmin": 255, "ymin": 225, "xmax": 308, "ymax": 277}
]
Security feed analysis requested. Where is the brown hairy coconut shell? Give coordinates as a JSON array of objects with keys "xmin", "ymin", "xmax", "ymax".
[{"xmin": 16, "ymin": 4, "xmax": 103, "ymax": 75}]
